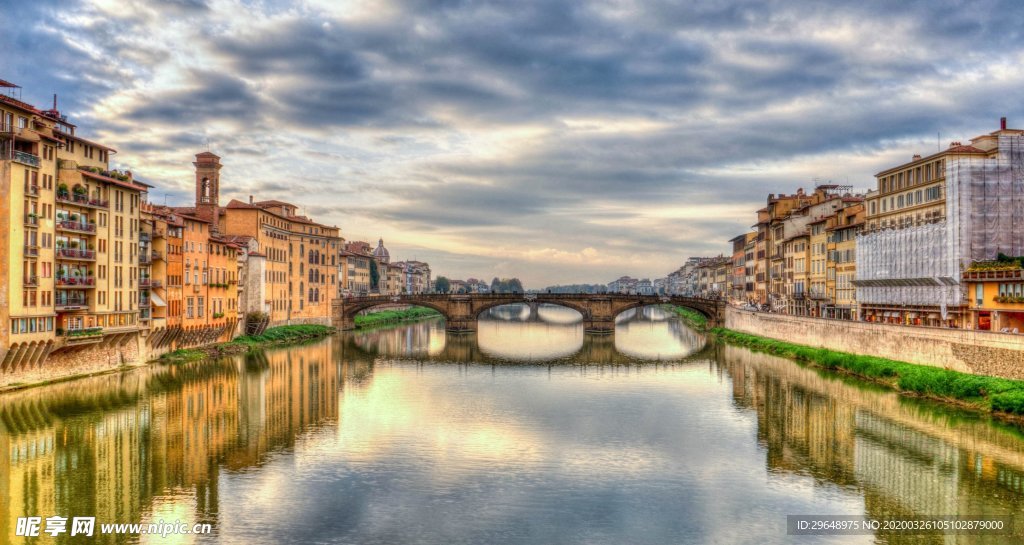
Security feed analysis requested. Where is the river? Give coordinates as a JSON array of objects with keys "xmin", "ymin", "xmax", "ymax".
[{"xmin": 2, "ymin": 304, "xmax": 1024, "ymax": 544}]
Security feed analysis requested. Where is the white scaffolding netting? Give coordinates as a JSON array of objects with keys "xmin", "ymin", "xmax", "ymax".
[{"xmin": 856, "ymin": 134, "xmax": 1024, "ymax": 308}]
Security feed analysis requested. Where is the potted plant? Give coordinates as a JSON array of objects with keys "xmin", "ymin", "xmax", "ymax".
[{"xmin": 57, "ymin": 183, "xmax": 69, "ymax": 197}]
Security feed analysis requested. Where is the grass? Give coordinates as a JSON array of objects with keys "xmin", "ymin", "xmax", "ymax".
[
  {"xmin": 159, "ymin": 325, "xmax": 336, "ymax": 364},
  {"xmin": 713, "ymin": 328, "xmax": 1024, "ymax": 416},
  {"xmin": 354, "ymin": 307, "xmax": 441, "ymax": 329},
  {"xmin": 662, "ymin": 305, "xmax": 709, "ymax": 331}
]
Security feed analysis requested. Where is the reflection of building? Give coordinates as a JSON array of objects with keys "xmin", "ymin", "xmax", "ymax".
[
  {"xmin": 720, "ymin": 344, "xmax": 1024, "ymax": 537},
  {"xmin": 0, "ymin": 339, "xmax": 340, "ymax": 534}
]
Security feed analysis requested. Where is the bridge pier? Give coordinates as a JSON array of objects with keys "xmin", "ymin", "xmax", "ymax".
[
  {"xmin": 583, "ymin": 319, "xmax": 615, "ymax": 335},
  {"xmin": 445, "ymin": 317, "xmax": 476, "ymax": 333}
]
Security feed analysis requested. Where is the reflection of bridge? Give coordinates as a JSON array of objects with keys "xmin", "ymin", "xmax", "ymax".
[
  {"xmin": 333, "ymin": 294, "xmax": 724, "ymax": 334},
  {"xmin": 342, "ymin": 330, "xmax": 717, "ymax": 366}
]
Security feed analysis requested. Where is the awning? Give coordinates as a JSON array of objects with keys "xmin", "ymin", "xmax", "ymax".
[{"xmin": 149, "ymin": 291, "xmax": 167, "ymax": 307}]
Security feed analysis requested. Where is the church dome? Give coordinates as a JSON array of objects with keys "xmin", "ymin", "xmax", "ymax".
[{"xmin": 373, "ymin": 238, "xmax": 390, "ymax": 263}]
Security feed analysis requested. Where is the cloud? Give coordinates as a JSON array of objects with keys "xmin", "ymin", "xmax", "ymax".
[{"xmin": 9, "ymin": 0, "xmax": 1024, "ymax": 286}]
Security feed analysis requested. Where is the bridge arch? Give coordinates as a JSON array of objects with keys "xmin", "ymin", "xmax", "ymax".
[{"xmin": 473, "ymin": 298, "xmax": 591, "ymax": 321}]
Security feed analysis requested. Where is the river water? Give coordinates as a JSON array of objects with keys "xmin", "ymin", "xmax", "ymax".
[{"xmin": 3, "ymin": 305, "xmax": 1024, "ymax": 544}]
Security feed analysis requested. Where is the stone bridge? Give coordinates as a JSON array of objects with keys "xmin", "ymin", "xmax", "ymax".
[{"xmin": 332, "ymin": 293, "xmax": 724, "ymax": 334}]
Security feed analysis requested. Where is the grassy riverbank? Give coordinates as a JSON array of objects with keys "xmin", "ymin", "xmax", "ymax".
[
  {"xmin": 160, "ymin": 324, "xmax": 336, "ymax": 364},
  {"xmin": 713, "ymin": 328, "xmax": 1024, "ymax": 416},
  {"xmin": 662, "ymin": 305, "xmax": 708, "ymax": 331},
  {"xmin": 354, "ymin": 306, "xmax": 441, "ymax": 329}
]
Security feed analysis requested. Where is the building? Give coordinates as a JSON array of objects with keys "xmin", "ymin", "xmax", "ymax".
[
  {"xmin": 729, "ymin": 233, "xmax": 756, "ymax": 303},
  {"xmin": 962, "ymin": 259, "xmax": 1024, "ymax": 332},
  {"xmin": 607, "ymin": 276, "xmax": 638, "ymax": 294},
  {"xmin": 827, "ymin": 203, "xmax": 864, "ymax": 320},
  {"xmin": 856, "ymin": 119, "xmax": 1024, "ymax": 327},
  {"xmin": 1, "ymin": 79, "xmax": 149, "ymax": 370},
  {"xmin": 394, "ymin": 260, "xmax": 432, "ymax": 294},
  {"xmin": 174, "ymin": 156, "xmax": 344, "ymax": 326},
  {"xmin": 340, "ymin": 241, "xmax": 372, "ymax": 296}
]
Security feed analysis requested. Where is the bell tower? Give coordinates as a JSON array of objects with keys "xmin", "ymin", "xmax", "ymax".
[{"xmin": 194, "ymin": 151, "xmax": 222, "ymax": 233}]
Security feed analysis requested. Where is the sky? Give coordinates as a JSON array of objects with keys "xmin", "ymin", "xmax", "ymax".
[{"xmin": 3, "ymin": 0, "xmax": 1024, "ymax": 288}]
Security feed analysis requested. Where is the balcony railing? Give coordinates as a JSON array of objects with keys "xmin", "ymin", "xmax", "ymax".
[
  {"xmin": 57, "ymin": 220, "xmax": 96, "ymax": 233},
  {"xmin": 25, "ymin": 184, "xmax": 39, "ymax": 197},
  {"xmin": 56, "ymin": 192, "xmax": 108, "ymax": 209},
  {"xmin": 150, "ymin": 279, "xmax": 163, "ymax": 288},
  {"xmin": 56, "ymin": 276, "xmax": 96, "ymax": 287},
  {"xmin": 139, "ymin": 298, "xmax": 151, "ymax": 308},
  {"xmin": 12, "ymin": 150, "xmax": 40, "ymax": 168},
  {"xmin": 63, "ymin": 327, "xmax": 103, "ymax": 345},
  {"xmin": 23, "ymin": 275, "xmax": 38, "ymax": 287},
  {"xmin": 139, "ymin": 253, "xmax": 151, "ymax": 264},
  {"xmin": 24, "ymin": 245, "xmax": 39, "ymax": 258},
  {"xmin": 24, "ymin": 214, "xmax": 38, "ymax": 226},
  {"xmin": 56, "ymin": 296, "xmax": 88, "ymax": 309},
  {"xmin": 151, "ymin": 249, "xmax": 163, "ymax": 260},
  {"xmin": 140, "ymin": 232, "xmax": 151, "ymax": 242},
  {"xmin": 56, "ymin": 248, "xmax": 96, "ymax": 260}
]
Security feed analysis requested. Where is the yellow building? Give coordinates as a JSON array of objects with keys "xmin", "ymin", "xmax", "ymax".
[
  {"xmin": 963, "ymin": 260, "xmax": 1024, "ymax": 332},
  {"xmin": 828, "ymin": 203, "xmax": 864, "ymax": 320},
  {"xmin": 1, "ymin": 79, "xmax": 145, "ymax": 370},
  {"xmin": 783, "ymin": 231, "xmax": 810, "ymax": 315}
]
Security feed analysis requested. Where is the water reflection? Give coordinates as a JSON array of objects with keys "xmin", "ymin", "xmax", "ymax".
[
  {"xmin": 2, "ymin": 312, "xmax": 1024, "ymax": 543},
  {"xmin": 348, "ymin": 304, "xmax": 708, "ymax": 364}
]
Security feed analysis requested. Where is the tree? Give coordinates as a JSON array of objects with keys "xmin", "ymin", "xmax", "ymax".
[
  {"xmin": 507, "ymin": 278, "xmax": 524, "ymax": 293},
  {"xmin": 491, "ymin": 277, "xmax": 501, "ymax": 293},
  {"xmin": 369, "ymin": 260, "xmax": 380, "ymax": 290},
  {"xmin": 435, "ymin": 276, "xmax": 450, "ymax": 294}
]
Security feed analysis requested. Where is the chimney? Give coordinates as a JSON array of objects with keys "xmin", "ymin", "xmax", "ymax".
[
  {"xmin": 912, "ymin": 154, "xmax": 921, "ymax": 161},
  {"xmin": 1001, "ymin": 117, "xmax": 1007, "ymax": 130},
  {"xmin": 249, "ymin": 195, "xmax": 253, "ymax": 204}
]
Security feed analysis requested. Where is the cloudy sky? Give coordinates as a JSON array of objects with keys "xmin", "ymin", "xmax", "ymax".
[{"xmin": 3, "ymin": 0, "xmax": 1022, "ymax": 287}]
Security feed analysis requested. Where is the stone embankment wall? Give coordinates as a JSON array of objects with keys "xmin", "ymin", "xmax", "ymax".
[
  {"xmin": 725, "ymin": 308, "xmax": 1024, "ymax": 380},
  {"xmin": 1, "ymin": 336, "xmax": 143, "ymax": 388}
]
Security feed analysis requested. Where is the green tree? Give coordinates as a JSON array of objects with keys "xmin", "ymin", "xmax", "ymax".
[
  {"xmin": 491, "ymin": 277, "xmax": 501, "ymax": 293},
  {"xmin": 507, "ymin": 278, "xmax": 524, "ymax": 293},
  {"xmin": 435, "ymin": 276, "xmax": 450, "ymax": 294},
  {"xmin": 369, "ymin": 260, "xmax": 380, "ymax": 290}
]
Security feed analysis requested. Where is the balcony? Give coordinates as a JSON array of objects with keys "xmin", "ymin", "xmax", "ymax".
[
  {"xmin": 57, "ymin": 220, "xmax": 96, "ymax": 234},
  {"xmin": 24, "ymin": 184, "xmax": 39, "ymax": 198},
  {"xmin": 151, "ymin": 249, "xmax": 163, "ymax": 261},
  {"xmin": 56, "ymin": 248, "xmax": 96, "ymax": 261},
  {"xmin": 24, "ymin": 244, "xmax": 39, "ymax": 258},
  {"xmin": 139, "ymin": 297, "xmax": 151, "ymax": 308},
  {"xmin": 56, "ymin": 192, "xmax": 108, "ymax": 209},
  {"xmin": 56, "ymin": 296, "xmax": 88, "ymax": 310},
  {"xmin": 139, "ymin": 253, "xmax": 151, "ymax": 264},
  {"xmin": 140, "ymin": 308, "xmax": 151, "ymax": 321},
  {"xmin": 24, "ymin": 214, "xmax": 38, "ymax": 227},
  {"xmin": 154, "ymin": 228, "xmax": 166, "ymax": 239},
  {"xmin": 56, "ymin": 276, "xmax": 96, "ymax": 288},
  {"xmin": 23, "ymin": 275, "xmax": 38, "ymax": 287},
  {"xmin": 63, "ymin": 327, "xmax": 103, "ymax": 346},
  {"xmin": 12, "ymin": 150, "xmax": 40, "ymax": 168},
  {"xmin": 139, "ymin": 278, "xmax": 152, "ymax": 288}
]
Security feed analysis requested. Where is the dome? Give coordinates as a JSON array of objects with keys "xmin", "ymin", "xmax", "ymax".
[{"xmin": 373, "ymin": 238, "xmax": 390, "ymax": 263}]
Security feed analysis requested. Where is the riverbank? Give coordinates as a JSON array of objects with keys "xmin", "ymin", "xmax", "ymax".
[
  {"xmin": 662, "ymin": 305, "xmax": 708, "ymax": 331},
  {"xmin": 159, "ymin": 325, "xmax": 336, "ymax": 364},
  {"xmin": 354, "ymin": 307, "xmax": 441, "ymax": 329},
  {"xmin": 713, "ymin": 328, "xmax": 1024, "ymax": 417}
]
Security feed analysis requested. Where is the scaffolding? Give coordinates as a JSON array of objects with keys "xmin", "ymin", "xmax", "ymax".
[{"xmin": 856, "ymin": 134, "xmax": 1024, "ymax": 312}]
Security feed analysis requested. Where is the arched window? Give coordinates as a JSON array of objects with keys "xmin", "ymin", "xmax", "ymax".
[
  {"xmin": 308, "ymin": 249, "xmax": 314, "ymax": 263},
  {"xmin": 200, "ymin": 178, "xmax": 211, "ymax": 203},
  {"xmin": 309, "ymin": 269, "xmax": 314, "ymax": 282},
  {"xmin": 309, "ymin": 287, "xmax": 314, "ymax": 302},
  {"xmin": 314, "ymin": 288, "xmax": 319, "ymax": 302}
]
